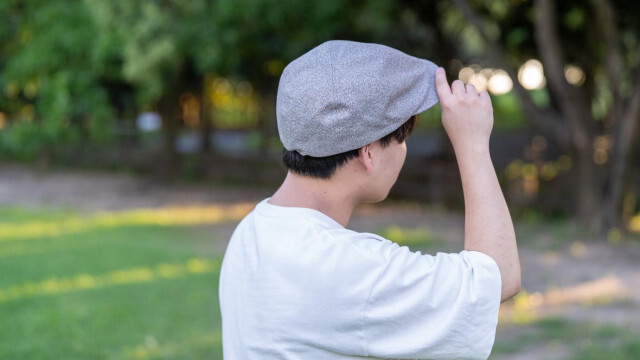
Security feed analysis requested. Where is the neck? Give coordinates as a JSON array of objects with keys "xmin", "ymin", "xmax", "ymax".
[{"xmin": 268, "ymin": 172, "xmax": 359, "ymax": 227}]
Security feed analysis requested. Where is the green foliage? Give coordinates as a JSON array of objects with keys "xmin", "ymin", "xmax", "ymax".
[
  {"xmin": 491, "ymin": 92, "xmax": 528, "ymax": 129},
  {"xmin": 0, "ymin": 118, "xmax": 79, "ymax": 160},
  {"xmin": 0, "ymin": 0, "xmax": 115, "ymax": 159},
  {"xmin": 84, "ymin": 0, "xmax": 399, "ymax": 102},
  {"xmin": 86, "ymin": 0, "xmax": 192, "ymax": 103},
  {"xmin": 10, "ymin": 0, "xmax": 618, "ymax": 163},
  {"xmin": 564, "ymin": 7, "xmax": 586, "ymax": 30}
]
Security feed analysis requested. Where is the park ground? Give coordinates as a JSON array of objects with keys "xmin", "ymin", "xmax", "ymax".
[{"xmin": 1, "ymin": 162, "xmax": 639, "ymax": 359}]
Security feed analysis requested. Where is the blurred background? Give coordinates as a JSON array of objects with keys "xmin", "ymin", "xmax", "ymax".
[{"xmin": 1, "ymin": 0, "xmax": 639, "ymax": 359}]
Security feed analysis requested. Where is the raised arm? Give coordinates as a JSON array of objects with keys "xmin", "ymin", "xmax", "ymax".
[{"xmin": 434, "ymin": 68, "xmax": 521, "ymax": 302}]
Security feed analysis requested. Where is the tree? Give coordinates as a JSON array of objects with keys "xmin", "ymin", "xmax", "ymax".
[
  {"xmin": 433, "ymin": 0, "xmax": 640, "ymax": 237},
  {"xmin": 85, "ymin": 0, "xmax": 416, "ymax": 176},
  {"xmin": 0, "ymin": 0, "xmax": 114, "ymax": 168}
]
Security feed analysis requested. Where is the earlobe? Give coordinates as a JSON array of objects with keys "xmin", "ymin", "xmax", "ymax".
[{"xmin": 359, "ymin": 145, "xmax": 374, "ymax": 173}]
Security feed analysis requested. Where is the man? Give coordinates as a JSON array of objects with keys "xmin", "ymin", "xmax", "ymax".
[{"xmin": 219, "ymin": 40, "xmax": 521, "ymax": 360}]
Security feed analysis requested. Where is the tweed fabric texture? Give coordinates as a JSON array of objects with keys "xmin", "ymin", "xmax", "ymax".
[{"xmin": 276, "ymin": 40, "xmax": 440, "ymax": 157}]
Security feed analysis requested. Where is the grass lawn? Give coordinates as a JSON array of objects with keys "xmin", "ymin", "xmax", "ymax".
[
  {"xmin": 493, "ymin": 317, "xmax": 640, "ymax": 360},
  {"xmin": 2, "ymin": 204, "xmax": 639, "ymax": 360},
  {"xmin": 0, "ymin": 205, "xmax": 227, "ymax": 360}
]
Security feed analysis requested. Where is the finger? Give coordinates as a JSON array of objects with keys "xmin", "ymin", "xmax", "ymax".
[
  {"xmin": 479, "ymin": 90, "xmax": 491, "ymax": 101},
  {"xmin": 434, "ymin": 67, "xmax": 452, "ymax": 101},
  {"xmin": 451, "ymin": 80, "xmax": 465, "ymax": 95},
  {"xmin": 465, "ymin": 83, "xmax": 478, "ymax": 95}
]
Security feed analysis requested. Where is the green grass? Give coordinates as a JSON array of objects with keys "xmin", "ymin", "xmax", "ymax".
[
  {"xmin": 4, "ymin": 205, "xmax": 640, "ymax": 360},
  {"xmin": 376, "ymin": 225, "xmax": 442, "ymax": 251},
  {"xmin": 0, "ymin": 205, "xmax": 79, "ymax": 223},
  {"xmin": 0, "ymin": 206, "xmax": 226, "ymax": 360},
  {"xmin": 493, "ymin": 317, "xmax": 640, "ymax": 359}
]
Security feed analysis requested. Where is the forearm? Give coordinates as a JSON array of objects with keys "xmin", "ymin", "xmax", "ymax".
[
  {"xmin": 432, "ymin": 66, "xmax": 520, "ymax": 301},
  {"xmin": 455, "ymin": 145, "xmax": 521, "ymax": 302}
]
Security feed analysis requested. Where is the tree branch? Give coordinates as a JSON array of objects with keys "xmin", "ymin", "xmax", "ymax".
[
  {"xmin": 591, "ymin": 0, "xmax": 623, "ymax": 97},
  {"xmin": 603, "ymin": 68, "xmax": 640, "ymax": 228},
  {"xmin": 534, "ymin": 0, "xmax": 570, "ymax": 100},
  {"xmin": 617, "ymin": 69, "xmax": 640, "ymax": 160},
  {"xmin": 450, "ymin": 0, "xmax": 571, "ymax": 149},
  {"xmin": 591, "ymin": 0, "xmax": 626, "ymax": 148},
  {"xmin": 534, "ymin": 0, "xmax": 595, "ymax": 150}
]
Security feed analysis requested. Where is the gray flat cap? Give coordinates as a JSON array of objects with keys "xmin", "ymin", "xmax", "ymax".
[{"xmin": 276, "ymin": 40, "xmax": 439, "ymax": 157}]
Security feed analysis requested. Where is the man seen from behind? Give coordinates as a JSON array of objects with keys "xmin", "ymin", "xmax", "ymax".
[{"xmin": 219, "ymin": 40, "xmax": 521, "ymax": 360}]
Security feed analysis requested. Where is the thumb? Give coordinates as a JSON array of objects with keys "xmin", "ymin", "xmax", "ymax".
[{"xmin": 434, "ymin": 67, "xmax": 451, "ymax": 103}]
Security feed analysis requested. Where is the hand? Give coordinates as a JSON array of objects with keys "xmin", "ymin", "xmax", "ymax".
[{"xmin": 434, "ymin": 67, "xmax": 494, "ymax": 154}]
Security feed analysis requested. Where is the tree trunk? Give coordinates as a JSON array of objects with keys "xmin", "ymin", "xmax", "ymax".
[
  {"xmin": 572, "ymin": 147, "xmax": 602, "ymax": 233},
  {"xmin": 601, "ymin": 145, "xmax": 631, "ymax": 235},
  {"xmin": 199, "ymin": 108, "xmax": 212, "ymax": 154},
  {"xmin": 446, "ymin": 0, "xmax": 640, "ymax": 238},
  {"xmin": 260, "ymin": 93, "xmax": 276, "ymax": 158},
  {"xmin": 35, "ymin": 146, "xmax": 52, "ymax": 176},
  {"xmin": 197, "ymin": 89, "xmax": 214, "ymax": 178},
  {"xmin": 158, "ymin": 90, "xmax": 180, "ymax": 183},
  {"xmin": 621, "ymin": 167, "xmax": 638, "ymax": 230}
]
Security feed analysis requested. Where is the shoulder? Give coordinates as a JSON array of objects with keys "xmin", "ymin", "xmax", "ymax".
[{"xmin": 322, "ymin": 227, "xmax": 400, "ymax": 262}]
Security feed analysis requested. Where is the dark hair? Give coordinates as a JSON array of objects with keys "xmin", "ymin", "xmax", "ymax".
[{"xmin": 282, "ymin": 115, "xmax": 417, "ymax": 179}]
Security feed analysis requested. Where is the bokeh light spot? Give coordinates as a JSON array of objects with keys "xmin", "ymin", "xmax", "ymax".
[{"xmin": 518, "ymin": 59, "xmax": 546, "ymax": 90}]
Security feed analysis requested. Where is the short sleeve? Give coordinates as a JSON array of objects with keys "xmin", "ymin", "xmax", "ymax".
[{"xmin": 363, "ymin": 245, "xmax": 501, "ymax": 360}]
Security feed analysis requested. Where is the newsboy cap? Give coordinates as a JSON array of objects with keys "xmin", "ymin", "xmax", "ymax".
[{"xmin": 276, "ymin": 40, "xmax": 439, "ymax": 157}]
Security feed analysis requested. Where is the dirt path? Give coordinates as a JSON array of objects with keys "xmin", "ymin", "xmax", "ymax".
[
  {"xmin": 0, "ymin": 162, "xmax": 272, "ymax": 212},
  {"xmin": 2, "ymin": 161, "xmax": 640, "ymax": 357}
]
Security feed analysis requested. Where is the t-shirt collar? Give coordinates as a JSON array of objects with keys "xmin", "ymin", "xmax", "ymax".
[{"xmin": 255, "ymin": 198, "xmax": 345, "ymax": 229}]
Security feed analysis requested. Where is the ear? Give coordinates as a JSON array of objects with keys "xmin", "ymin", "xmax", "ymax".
[{"xmin": 358, "ymin": 144, "xmax": 374, "ymax": 173}]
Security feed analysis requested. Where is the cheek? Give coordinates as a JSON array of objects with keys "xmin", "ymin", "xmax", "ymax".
[
  {"xmin": 396, "ymin": 143, "xmax": 407, "ymax": 168},
  {"xmin": 385, "ymin": 144, "xmax": 406, "ymax": 183}
]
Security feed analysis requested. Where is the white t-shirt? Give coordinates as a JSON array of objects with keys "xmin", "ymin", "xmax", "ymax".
[{"xmin": 219, "ymin": 198, "xmax": 502, "ymax": 360}]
